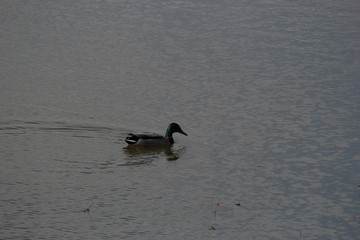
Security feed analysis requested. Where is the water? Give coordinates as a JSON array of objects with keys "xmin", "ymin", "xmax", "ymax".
[{"xmin": 1, "ymin": 0, "xmax": 359, "ymax": 239}]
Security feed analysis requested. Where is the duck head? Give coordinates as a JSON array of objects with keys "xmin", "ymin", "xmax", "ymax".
[{"xmin": 165, "ymin": 123, "xmax": 188, "ymax": 138}]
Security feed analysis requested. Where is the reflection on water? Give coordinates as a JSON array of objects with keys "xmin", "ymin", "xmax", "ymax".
[{"xmin": 122, "ymin": 145, "xmax": 186, "ymax": 164}]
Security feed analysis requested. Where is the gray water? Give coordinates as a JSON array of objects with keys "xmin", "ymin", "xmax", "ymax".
[{"xmin": 1, "ymin": 0, "xmax": 359, "ymax": 239}]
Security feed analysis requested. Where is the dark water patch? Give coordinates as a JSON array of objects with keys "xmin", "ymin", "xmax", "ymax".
[{"xmin": 118, "ymin": 158, "xmax": 155, "ymax": 167}]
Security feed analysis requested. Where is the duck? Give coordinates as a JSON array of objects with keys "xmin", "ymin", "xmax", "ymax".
[{"xmin": 124, "ymin": 123, "xmax": 187, "ymax": 146}]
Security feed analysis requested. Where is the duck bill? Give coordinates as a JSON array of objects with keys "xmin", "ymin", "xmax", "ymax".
[{"xmin": 179, "ymin": 130, "xmax": 188, "ymax": 136}]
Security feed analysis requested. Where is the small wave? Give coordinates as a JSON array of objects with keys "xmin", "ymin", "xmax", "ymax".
[{"xmin": 0, "ymin": 120, "xmax": 122, "ymax": 139}]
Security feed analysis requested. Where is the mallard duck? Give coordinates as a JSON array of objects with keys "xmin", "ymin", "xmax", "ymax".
[{"xmin": 124, "ymin": 123, "xmax": 187, "ymax": 146}]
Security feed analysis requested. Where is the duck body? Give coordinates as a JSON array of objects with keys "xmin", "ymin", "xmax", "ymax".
[{"xmin": 125, "ymin": 123, "xmax": 187, "ymax": 147}]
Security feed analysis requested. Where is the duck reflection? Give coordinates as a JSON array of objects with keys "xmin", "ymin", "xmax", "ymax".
[{"xmin": 122, "ymin": 145, "xmax": 186, "ymax": 165}]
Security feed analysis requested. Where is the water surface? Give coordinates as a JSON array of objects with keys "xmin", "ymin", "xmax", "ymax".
[{"xmin": 1, "ymin": 0, "xmax": 359, "ymax": 239}]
